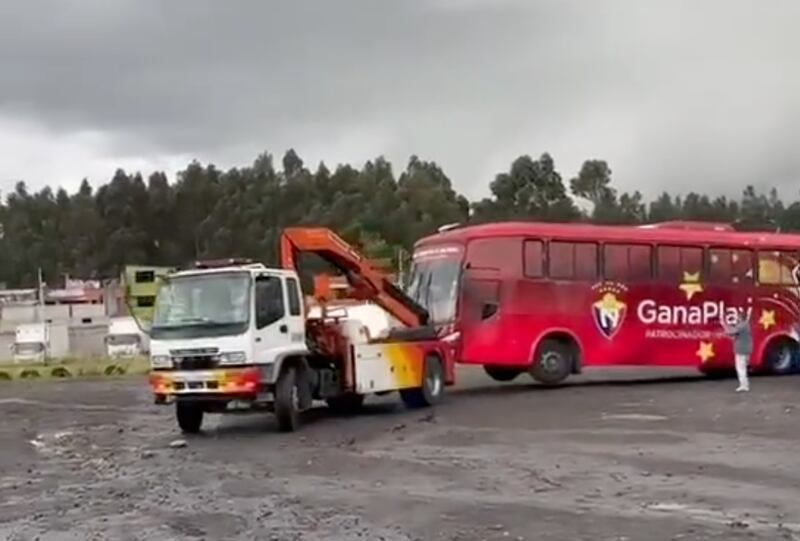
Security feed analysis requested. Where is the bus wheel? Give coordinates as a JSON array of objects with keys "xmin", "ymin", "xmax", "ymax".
[
  {"xmin": 401, "ymin": 356, "xmax": 444, "ymax": 408},
  {"xmin": 763, "ymin": 339, "xmax": 798, "ymax": 375},
  {"xmin": 483, "ymin": 366, "xmax": 522, "ymax": 382},
  {"xmin": 275, "ymin": 365, "xmax": 301, "ymax": 432},
  {"xmin": 531, "ymin": 339, "xmax": 573, "ymax": 386},
  {"xmin": 326, "ymin": 393, "xmax": 365, "ymax": 415},
  {"xmin": 176, "ymin": 402, "xmax": 204, "ymax": 434}
]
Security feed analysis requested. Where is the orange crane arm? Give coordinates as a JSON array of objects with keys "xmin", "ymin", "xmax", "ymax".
[{"xmin": 279, "ymin": 227, "xmax": 429, "ymax": 328}]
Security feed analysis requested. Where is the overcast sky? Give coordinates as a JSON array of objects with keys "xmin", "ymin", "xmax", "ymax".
[{"xmin": 1, "ymin": 0, "xmax": 798, "ymax": 201}]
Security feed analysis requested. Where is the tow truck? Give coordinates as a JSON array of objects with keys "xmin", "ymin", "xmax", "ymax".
[{"xmin": 138, "ymin": 227, "xmax": 455, "ymax": 433}]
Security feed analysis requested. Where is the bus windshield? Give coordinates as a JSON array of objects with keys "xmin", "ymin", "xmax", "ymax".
[
  {"xmin": 152, "ymin": 272, "xmax": 251, "ymax": 339},
  {"xmin": 406, "ymin": 248, "xmax": 462, "ymax": 324}
]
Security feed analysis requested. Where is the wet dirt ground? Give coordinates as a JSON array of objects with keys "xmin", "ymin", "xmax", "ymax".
[{"xmin": 1, "ymin": 367, "xmax": 799, "ymax": 541}]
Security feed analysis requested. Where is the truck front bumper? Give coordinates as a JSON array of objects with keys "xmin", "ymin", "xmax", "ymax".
[{"xmin": 149, "ymin": 367, "xmax": 268, "ymax": 403}]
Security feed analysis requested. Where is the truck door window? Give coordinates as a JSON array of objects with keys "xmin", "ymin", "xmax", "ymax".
[
  {"xmin": 286, "ymin": 277, "xmax": 302, "ymax": 316},
  {"xmin": 255, "ymin": 276, "xmax": 285, "ymax": 329}
]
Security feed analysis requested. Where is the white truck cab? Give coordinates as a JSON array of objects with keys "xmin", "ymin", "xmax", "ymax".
[
  {"xmin": 106, "ymin": 316, "xmax": 148, "ymax": 358},
  {"xmin": 12, "ymin": 322, "xmax": 48, "ymax": 364},
  {"xmin": 148, "ymin": 263, "xmax": 308, "ymax": 374}
]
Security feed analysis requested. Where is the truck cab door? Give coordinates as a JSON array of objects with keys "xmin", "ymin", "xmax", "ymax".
[
  {"xmin": 283, "ymin": 276, "xmax": 306, "ymax": 344},
  {"xmin": 253, "ymin": 274, "xmax": 295, "ymax": 365}
]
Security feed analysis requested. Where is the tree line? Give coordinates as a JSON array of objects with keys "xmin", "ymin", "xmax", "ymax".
[{"xmin": 1, "ymin": 149, "xmax": 798, "ymax": 288}]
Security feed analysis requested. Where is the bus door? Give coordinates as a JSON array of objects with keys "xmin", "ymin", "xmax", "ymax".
[{"xmin": 459, "ymin": 269, "xmax": 503, "ymax": 364}]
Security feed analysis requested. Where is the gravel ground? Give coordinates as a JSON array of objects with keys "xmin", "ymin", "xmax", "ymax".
[{"xmin": 1, "ymin": 366, "xmax": 799, "ymax": 541}]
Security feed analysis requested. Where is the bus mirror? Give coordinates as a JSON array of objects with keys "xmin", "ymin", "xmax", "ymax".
[{"xmin": 481, "ymin": 302, "xmax": 498, "ymax": 320}]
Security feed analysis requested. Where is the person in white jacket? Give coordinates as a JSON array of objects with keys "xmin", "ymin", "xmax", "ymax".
[{"xmin": 721, "ymin": 311, "xmax": 753, "ymax": 392}]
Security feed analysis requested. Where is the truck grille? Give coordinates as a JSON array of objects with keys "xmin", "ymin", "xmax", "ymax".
[{"xmin": 169, "ymin": 348, "xmax": 220, "ymax": 371}]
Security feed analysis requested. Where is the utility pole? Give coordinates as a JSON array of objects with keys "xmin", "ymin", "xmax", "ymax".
[{"xmin": 37, "ymin": 267, "xmax": 44, "ymax": 322}]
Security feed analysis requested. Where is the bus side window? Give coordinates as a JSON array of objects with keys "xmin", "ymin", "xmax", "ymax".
[
  {"xmin": 523, "ymin": 240, "xmax": 544, "ymax": 278},
  {"xmin": 758, "ymin": 250, "xmax": 798, "ymax": 285},
  {"xmin": 603, "ymin": 244, "xmax": 651, "ymax": 281},
  {"xmin": 548, "ymin": 241, "xmax": 598, "ymax": 281},
  {"xmin": 732, "ymin": 250, "xmax": 754, "ymax": 283},
  {"xmin": 709, "ymin": 249, "xmax": 752, "ymax": 284},
  {"xmin": 658, "ymin": 245, "xmax": 703, "ymax": 281},
  {"xmin": 468, "ymin": 237, "xmax": 523, "ymax": 276},
  {"xmin": 709, "ymin": 249, "xmax": 732, "ymax": 283}
]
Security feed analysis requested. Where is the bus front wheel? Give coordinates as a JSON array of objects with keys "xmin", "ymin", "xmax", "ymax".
[{"xmin": 531, "ymin": 339, "xmax": 573, "ymax": 386}]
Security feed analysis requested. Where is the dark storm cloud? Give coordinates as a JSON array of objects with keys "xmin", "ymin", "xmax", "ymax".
[{"xmin": 0, "ymin": 0, "xmax": 798, "ymax": 199}]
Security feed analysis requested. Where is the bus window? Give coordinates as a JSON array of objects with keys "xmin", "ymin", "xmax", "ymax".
[
  {"xmin": 523, "ymin": 240, "xmax": 544, "ymax": 278},
  {"xmin": 548, "ymin": 241, "xmax": 598, "ymax": 281},
  {"xmin": 658, "ymin": 246, "xmax": 704, "ymax": 281},
  {"xmin": 709, "ymin": 249, "xmax": 733, "ymax": 283},
  {"xmin": 732, "ymin": 250, "xmax": 754, "ymax": 283},
  {"xmin": 467, "ymin": 237, "xmax": 523, "ymax": 275},
  {"xmin": 603, "ymin": 244, "xmax": 652, "ymax": 281},
  {"xmin": 712, "ymin": 249, "xmax": 755, "ymax": 284},
  {"xmin": 758, "ymin": 250, "xmax": 800, "ymax": 285}
]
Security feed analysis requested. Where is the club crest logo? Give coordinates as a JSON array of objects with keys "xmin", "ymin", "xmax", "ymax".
[{"xmin": 591, "ymin": 282, "xmax": 628, "ymax": 339}]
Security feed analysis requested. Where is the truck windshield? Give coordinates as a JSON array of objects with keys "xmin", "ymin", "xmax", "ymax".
[
  {"xmin": 406, "ymin": 251, "xmax": 462, "ymax": 324},
  {"xmin": 152, "ymin": 272, "xmax": 251, "ymax": 339},
  {"xmin": 14, "ymin": 343, "xmax": 44, "ymax": 354}
]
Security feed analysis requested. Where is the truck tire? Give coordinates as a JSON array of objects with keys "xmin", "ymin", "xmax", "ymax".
[
  {"xmin": 176, "ymin": 402, "xmax": 204, "ymax": 434},
  {"xmin": 400, "ymin": 356, "xmax": 444, "ymax": 409},
  {"xmin": 275, "ymin": 365, "xmax": 301, "ymax": 432},
  {"xmin": 326, "ymin": 394, "xmax": 365, "ymax": 415},
  {"xmin": 483, "ymin": 366, "xmax": 522, "ymax": 382},
  {"xmin": 530, "ymin": 339, "xmax": 573, "ymax": 386}
]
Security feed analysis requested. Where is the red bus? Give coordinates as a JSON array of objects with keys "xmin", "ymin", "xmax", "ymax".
[{"xmin": 407, "ymin": 221, "xmax": 800, "ymax": 385}]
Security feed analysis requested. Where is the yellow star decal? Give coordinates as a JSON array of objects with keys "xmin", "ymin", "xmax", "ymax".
[
  {"xmin": 759, "ymin": 309, "xmax": 776, "ymax": 330},
  {"xmin": 696, "ymin": 341, "xmax": 715, "ymax": 363},
  {"xmin": 679, "ymin": 271, "xmax": 704, "ymax": 301}
]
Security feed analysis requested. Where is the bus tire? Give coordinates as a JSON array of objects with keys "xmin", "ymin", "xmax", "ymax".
[
  {"xmin": 400, "ymin": 356, "xmax": 444, "ymax": 409},
  {"xmin": 176, "ymin": 402, "xmax": 204, "ymax": 434},
  {"xmin": 531, "ymin": 339, "xmax": 573, "ymax": 386},
  {"xmin": 763, "ymin": 338, "xmax": 798, "ymax": 375},
  {"xmin": 326, "ymin": 394, "xmax": 366, "ymax": 415},
  {"xmin": 275, "ymin": 365, "xmax": 301, "ymax": 432},
  {"xmin": 483, "ymin": 366, "xmax": 522, "ymax": 382}
]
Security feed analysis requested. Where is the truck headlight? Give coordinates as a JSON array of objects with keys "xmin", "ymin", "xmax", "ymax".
[
  {"xmin": 218, "ymin": 351, "xmax": 247, "ymax": 365},
  {"xmin": 151, "ymin": 355, "xmax": 172, "ymax": 369}
]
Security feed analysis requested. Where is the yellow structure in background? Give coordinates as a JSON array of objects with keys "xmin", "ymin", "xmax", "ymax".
[{"xmin": 122, "ymin": 265, "xmax": 174, "ymax": 326}]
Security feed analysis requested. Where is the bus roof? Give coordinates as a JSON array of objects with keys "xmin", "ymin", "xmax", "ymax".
[{"xmin": 414, "ymin": 221, "xmax": 800, "ymax": 250}]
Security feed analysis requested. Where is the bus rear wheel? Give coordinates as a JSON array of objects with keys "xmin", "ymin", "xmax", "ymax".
[
  {"xmin": 483, "ymin": 366, "xmax": 522, "ymax": 382},
  {"xmin": 531, "ymin": 339, "xmax": 573, "ymax": 386},
  {"xmin": 763, "ymin": 338, "xmax": 798, "ymax": 375}
]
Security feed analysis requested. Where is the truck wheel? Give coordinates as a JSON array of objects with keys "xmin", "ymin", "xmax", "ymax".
[
  {"xmin": 326, "ymin": 394, "xmax": 365, "ymax": 415},
  {"xmin": 400, "ymin": 356, "xmax": 444, "ymax": 409},
  {"xmin": 531, "ymin": 339, "xmax": 573, "ymax": 386},
  {"xmin": 763, "ymin": 339, "xmax": 797, "ymax": 375},
  {"xmin": 176, "ymin": 402, "xmax": 204, "ymax": 434},
  {"xmin": 483, "ymin": 366, "xmax": 522, "ymax": 382},
  {"xmin": 275, "ymin": 365, "xmax": 301, "ymax": 432}
]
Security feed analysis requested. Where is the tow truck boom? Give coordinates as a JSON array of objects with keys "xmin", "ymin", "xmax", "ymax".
[{"xmin": 279, "ymin": 227, "xmax": 429, "ymax": 328}]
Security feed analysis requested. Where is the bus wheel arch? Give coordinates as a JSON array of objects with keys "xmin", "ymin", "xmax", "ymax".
[
  {"xmin": 530, "ymin": 332, "xmax": 580, "ymax": 386},
  {"xmin": 759, "ymin": 335, "xmax": 799, "ymax": 375}
]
